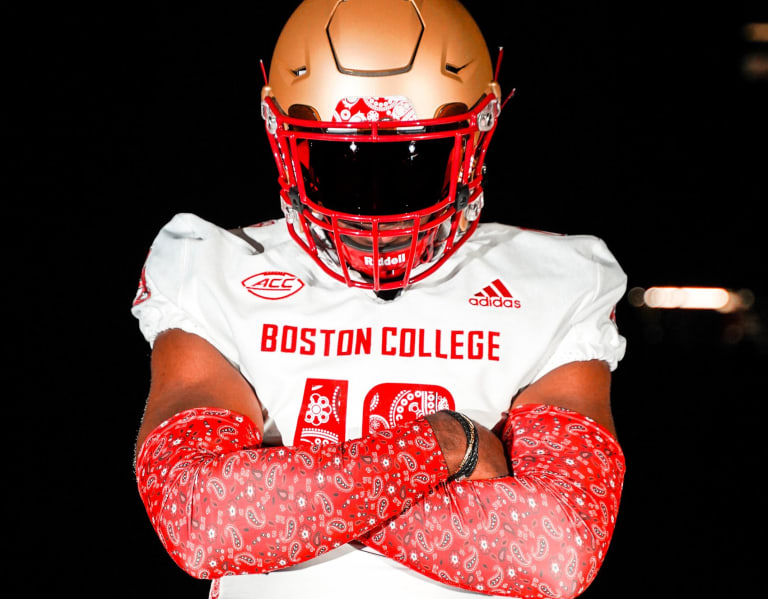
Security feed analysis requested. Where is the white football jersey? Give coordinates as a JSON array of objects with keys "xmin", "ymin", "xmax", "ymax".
[{"xmin": 132, "ymin": 213, "xmax": 627, "ymax": 598}]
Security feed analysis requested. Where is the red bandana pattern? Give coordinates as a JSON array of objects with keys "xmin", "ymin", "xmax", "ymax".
[
  {"xmin": 332, "ymin": 96, "xmax": 418, "ymax": 122},
  {"xmin": 359, "ymin": 405, "xmax": 625, "ymax": 597},
  {"xmin": 136, "ymin": 408, "xmax": 448, "ymax": 577},
  {"xmin": 136, "ymin": 405, "xmax": 624, "ymax": 598}
]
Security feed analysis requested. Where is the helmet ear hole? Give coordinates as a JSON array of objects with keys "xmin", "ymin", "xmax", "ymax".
[
  {"xmin": 288, "ymin": 104, "xmax": 321, "ymax": 120},
  {"xmin": 435, "ymin": 102, "xmax": 468, "ymax": 118}
]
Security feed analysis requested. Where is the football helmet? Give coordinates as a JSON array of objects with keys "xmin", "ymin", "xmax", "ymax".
[{"xmin": 261, "ymin": 0, "xmax": 503, "ymax": 294}]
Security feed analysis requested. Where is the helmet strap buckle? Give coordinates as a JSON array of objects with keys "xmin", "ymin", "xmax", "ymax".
[
  {"xmin": 454, "ymin": 184, "xmax": 470, "ymax": 211},
  {"xmin": 282, "ymin": 186, "xmax": 304, "ymax": 224},
  {"xmin": 261, "ymin": 100, "xmax": 278, "ymax": 134},
  {"xmin": 464, "ymin": 192, "xmax": 484, "ymax": 222},
  {"xmin": 477, "ymin": 99, "xmax": 498, "ymax": 131}
]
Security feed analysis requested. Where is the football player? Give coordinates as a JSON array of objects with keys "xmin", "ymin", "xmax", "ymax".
[{"xmin": 133, "ymin": 1, "xmax": 627, "ymax": 597}]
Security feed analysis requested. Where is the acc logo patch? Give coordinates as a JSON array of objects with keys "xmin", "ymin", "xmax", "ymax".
[{"xmin": 242, "ymin": 271, "xmax": 305, "ymax": 300}]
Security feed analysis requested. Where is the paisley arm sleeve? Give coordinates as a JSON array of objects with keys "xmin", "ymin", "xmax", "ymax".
[
  {"xmin": 135, "ymin": 407, "xmax": 448, "ymax": 579},
  {"xmin": 359, "ymin": 404, "xmax": 625, "ymax": 598}
]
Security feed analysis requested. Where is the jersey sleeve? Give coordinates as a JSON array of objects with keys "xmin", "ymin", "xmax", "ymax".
[
  {"xmin": 130, "ymin": 213, "xmax": 241, "ymax": 364},
  {"xmin": 536, "ymin": 236, "xmax": 627, "ymax": 377}
]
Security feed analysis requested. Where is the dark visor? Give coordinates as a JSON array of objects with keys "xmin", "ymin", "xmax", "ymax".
[{"xmin": 302, "ymin": 137, "xmax": 455, "ymax": 216}]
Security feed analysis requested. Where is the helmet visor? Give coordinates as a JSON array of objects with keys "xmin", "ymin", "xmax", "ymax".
[{"xmin": 301, "ymin": 137, "xmax": 455, "ymax": 216}]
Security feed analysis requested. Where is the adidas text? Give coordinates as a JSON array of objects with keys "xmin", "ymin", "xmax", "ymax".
[{"xmin": 469, "ymin": 296, "xmax": 521, "ymax": 308}]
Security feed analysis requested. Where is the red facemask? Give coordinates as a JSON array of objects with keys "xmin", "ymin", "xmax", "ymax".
[{"xmin": 262, "ymin": 93, "xmax": 500, "ymax": 293}]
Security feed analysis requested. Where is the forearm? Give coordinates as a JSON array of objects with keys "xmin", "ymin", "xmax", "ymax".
[
  {"xmin": 136, "ymin": 407, "xmax": 449, "ymax": 578},
  {"xmin": 359, "ymin": 404, "xmax": 625, "ymax": 598}
]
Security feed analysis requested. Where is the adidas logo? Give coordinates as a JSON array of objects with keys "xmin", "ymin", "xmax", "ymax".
[{"xmin": 469, "ymin": 278, "xmax": 521, "ymax": 308}]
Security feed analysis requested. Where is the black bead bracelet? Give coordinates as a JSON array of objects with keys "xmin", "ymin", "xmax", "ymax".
[{"xmin": 445, "ymin": 410, "xmax": 480, "ymax": 481}]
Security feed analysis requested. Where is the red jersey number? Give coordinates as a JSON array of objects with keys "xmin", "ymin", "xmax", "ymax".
[{"xmin": 293, "ymin": 380, "xmax": 455, "ymax": 446}]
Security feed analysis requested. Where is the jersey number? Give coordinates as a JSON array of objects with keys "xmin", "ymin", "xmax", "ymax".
[{"xmin": 293, "ymin": 378, "xmax": 455, "ymax": 446}]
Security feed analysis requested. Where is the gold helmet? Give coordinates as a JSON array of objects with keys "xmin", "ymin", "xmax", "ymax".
[{"xmin": 261, "ymin": 0, "xmax": 504, "ymax": 295}]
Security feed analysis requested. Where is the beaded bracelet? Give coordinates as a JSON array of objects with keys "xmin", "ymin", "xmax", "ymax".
[{"xmin": 445, "ymin": 410, "xmax": 480, "ymax": 481}]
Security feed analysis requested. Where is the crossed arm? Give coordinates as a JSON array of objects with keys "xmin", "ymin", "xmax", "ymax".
[{"xmin": 135, "ymin": 329, "xmax": 624, "ymax": 597}]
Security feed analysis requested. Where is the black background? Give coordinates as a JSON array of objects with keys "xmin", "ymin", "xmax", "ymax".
[{"xmin": 10, "ymin": 1, "xmax": 766, "ymax": 596}]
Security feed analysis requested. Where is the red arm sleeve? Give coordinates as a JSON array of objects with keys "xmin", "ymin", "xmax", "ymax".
[
  {"xmin": 358, "ymin": 404, "xmax": 626, "ymax": 598},
  {"xmin": 135, "ymin": 407, "xmax": 448, "ymax": 579}
]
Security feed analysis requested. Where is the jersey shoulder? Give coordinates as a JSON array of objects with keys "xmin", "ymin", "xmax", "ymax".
[
  {"xmin": 473, "ymin": 222, "xmax": 618, "ymax": 257},
  {"xmin": 142, "ymin": 213, "xmax": 295, "ymax": 273},
  {"xmin": 131, "ymin": 214, "xmax": 305, "ymax": 342},
  {"xmin": 449, "ymin": 222, "xmax": 625, "ymax": 287}
]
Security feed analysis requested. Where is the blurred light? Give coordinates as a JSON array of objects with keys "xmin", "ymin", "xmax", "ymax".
[
  {"xmin": 744, "ymin": 23, "xmax": 768, "ymax": 42},
  {"xmin": 629, "ymin": 287, "xmax": 754, "ymax": 313},
  {"xmin": 742, "ymin": 23, "xmax": 768, "ymax": 79},
  {"xmin": 742, "ymin": 53, "xmax": 768, "ymax": 80},
  {"xmin": 627, "ymin": 287, "xmax": 646, "ymax": 307},
  {"xmin": 646, "ymin": 287, "xmax": 729, "ymax": 310}
]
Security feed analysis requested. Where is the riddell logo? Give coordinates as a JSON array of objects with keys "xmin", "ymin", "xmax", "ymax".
[
  {"xmin": 242, "ymin": 271, "xmax": 305, "ymax": 300},
  {"xmin": 364, "ymin": 253, "xmax": 406, "ymax": 267},
  {"xmin": 469, "ymin": 278, "xmax": 521, "ymax": 308}
]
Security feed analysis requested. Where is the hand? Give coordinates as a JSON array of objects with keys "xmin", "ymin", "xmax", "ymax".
[{"xmin": 425, "ymin": 411, "xmax": 510, "ymax": 480}]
